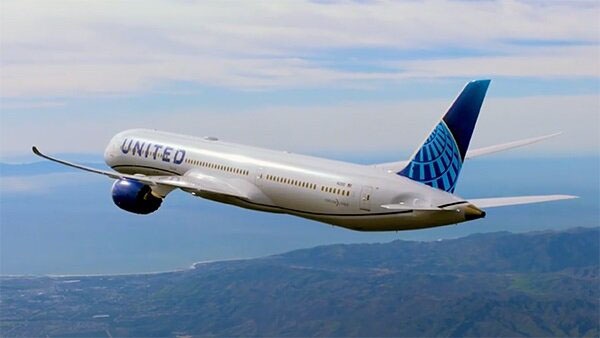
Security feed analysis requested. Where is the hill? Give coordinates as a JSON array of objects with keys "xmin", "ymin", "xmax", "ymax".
[{"xmin": 1, "ymin": 227, "xmax": 598, "ymax": 337}]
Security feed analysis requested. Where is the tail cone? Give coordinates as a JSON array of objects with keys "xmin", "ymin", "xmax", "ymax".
[{"xmin": 464, "ymin": 204, "xmax": 486, "ymax": 221}]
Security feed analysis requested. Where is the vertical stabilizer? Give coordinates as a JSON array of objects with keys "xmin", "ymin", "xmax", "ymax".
[{"xmin": 398, "ymin": 80, "xmax": 490, "ymax": 192}]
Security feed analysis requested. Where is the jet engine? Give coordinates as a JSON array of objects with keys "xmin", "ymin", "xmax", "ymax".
[{"xmin": 111, "ymin": 179, "xmax": 162, "ymax": 214}]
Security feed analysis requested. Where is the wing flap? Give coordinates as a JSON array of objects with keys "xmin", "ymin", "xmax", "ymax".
[{"xmin": 469, "ymin": 195, "xmax": 577, "ymax": 208}]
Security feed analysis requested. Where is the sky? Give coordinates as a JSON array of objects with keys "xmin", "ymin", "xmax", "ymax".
[
  {"xmin": 0, "ymin": 1, "xmax": 599, "ymax": 275},
  {"xmin": 0, "ymin": 0, "xmax": 598, "ymax": 161}
]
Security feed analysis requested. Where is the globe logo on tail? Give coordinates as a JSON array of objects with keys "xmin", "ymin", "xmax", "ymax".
[{"xmin": 399, "ymin": 121, "xmax": 462, "ymax": 193}]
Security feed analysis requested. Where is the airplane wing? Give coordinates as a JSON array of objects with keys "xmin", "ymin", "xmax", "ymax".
[
  {"xmin": 464, "ymin": 132, "xmax": 561, "ymax": 159},
  {"xmin": 372, "ymin": 132, "xmax": 561, "ymax": 172},
  {"xmin": 468, "ymin": 195, "xmax": 577, "ymax": 208},
  {"xmin": 383, "ymin": 194, "xmax": 577, "ymax": 211},
  {"xmin": 32, "ymin": 146, "xmax": 249, "ymax": 199}
]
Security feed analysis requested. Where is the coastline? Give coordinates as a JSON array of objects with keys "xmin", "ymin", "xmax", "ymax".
[{"xmin": 0, "ymin": 256, "xmax": 257, "ymax": 279}]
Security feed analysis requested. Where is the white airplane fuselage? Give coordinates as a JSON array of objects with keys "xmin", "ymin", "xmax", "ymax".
[
  {"xmin": 104, "ymin": 129, "xmax": 481, "ymax": 231},
  {"xmin": 33, "ymin": 80, "xmax": 576, "ymax": 232}
]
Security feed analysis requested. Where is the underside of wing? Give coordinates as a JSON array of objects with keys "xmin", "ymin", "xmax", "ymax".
[{"xmin": 468, "ymin": 195, "xmax": 578, "ymax": 208}]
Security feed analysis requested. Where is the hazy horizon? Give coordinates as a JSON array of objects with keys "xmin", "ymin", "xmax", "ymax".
[{"xmin": 1, "ymin": 156, "xmax": 597, "ymax": 276}]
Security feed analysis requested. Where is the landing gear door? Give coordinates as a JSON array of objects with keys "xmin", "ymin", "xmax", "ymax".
[{"xmin": 359, "ymin": 186, "xmax": 373, "ymax": 211}]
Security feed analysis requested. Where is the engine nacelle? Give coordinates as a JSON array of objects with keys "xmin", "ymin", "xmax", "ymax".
[{"xmin": 111, "ymin": 179, "xmax": 162, "ymax": 214}]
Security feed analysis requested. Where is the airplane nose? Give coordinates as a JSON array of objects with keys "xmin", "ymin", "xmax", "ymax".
[
  {"xmin": 464, "ymin": 204, "xmax": 486, "ymax": 221},
  {"xmin": 103, "ymin": 141, "xmax": 116, "ymax": 166}
]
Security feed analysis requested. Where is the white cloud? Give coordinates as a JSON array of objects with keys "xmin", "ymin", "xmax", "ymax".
[
  {"xmin": 1, "ymin": 0, "xmax": 598, "ymax": 96},
  {"xmin": 394, "ymin": 46, "xmax": 599, "ymax": 79},
  {"xmin": 0, "ymin": 173, "xmax": 101, "ymax": 194},
  {"xmin": 2, "ymin": 94, "xmax": 597, "ymax": 158}
]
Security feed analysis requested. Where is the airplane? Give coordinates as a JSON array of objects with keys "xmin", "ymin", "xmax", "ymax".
[{"xmin": 32, "ymin": 79, "xmax": 577, "ymax": 231}]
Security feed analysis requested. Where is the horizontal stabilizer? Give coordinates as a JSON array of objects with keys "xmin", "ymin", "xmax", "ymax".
[
  {"xmin": 465, "ymin": 132, "xmax": 561, "ymax": 159},
  {"xmin": 373, "ymin": 132, "xmax": 562, "ymax": 173},
  {"xmin": 469, "ymin": 195, "xmax": 577, "ymax": 208}
]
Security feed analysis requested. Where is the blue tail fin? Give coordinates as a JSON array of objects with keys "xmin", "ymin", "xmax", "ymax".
[{"xmin": 398, "ymin": 80, "xmax": 490, "ymax": 193}]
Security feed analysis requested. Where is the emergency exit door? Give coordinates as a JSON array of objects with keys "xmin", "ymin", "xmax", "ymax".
[{"xmin": 359, "ymin": 186, "xmax": 373, "ymax": 211}]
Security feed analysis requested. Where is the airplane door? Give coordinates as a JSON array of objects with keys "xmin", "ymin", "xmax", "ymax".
[{"xmin": 359, "ymin": 186, "xmax": 373, "ymax": 211}]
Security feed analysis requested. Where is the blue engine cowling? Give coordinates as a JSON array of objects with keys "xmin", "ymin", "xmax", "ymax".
[{"xmin": 111, "ymin": 179, "xmax": 162, "ymax": 214}]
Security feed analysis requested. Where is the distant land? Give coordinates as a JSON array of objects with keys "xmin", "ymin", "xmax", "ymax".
[{"xmin": 1, "ymin": 227, "xmax": 598, "ymax": 337}]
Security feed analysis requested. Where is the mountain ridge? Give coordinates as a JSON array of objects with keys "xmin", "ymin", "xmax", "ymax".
[{"xmin": 1, "ymin": 227, "xmax": 598, "ymax": 337}]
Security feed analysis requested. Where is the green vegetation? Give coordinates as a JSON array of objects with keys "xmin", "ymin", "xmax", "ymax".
[{"xmin": 1, "ymin": 227, "xmax": 598, "ymax": 337}]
